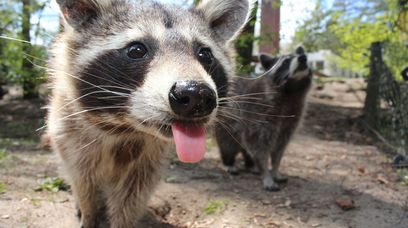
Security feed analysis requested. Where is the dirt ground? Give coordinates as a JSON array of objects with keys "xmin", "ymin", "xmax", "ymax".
[{"xmin": 0, "ymin": 79, "xmax": 407, "ymax": 228}]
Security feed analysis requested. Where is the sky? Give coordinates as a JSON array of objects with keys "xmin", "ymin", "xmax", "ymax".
[{"xmin": 37, "ymin": 0, "xmax": 332, "ymax": 45}]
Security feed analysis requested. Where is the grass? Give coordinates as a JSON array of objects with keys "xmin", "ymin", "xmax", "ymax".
[
  {"xmin": 397, "ymin": 169, "xmax": 408, "ymax": 185},
  {"xmin": 31, "ymin": 198, "xmax": 41, "ymax": 206},
  {"xmin": 0, "ymin": 181, "xmax": 6, "ymax": 194},
  {"xmin": 0, "ymin": 148, "xmax": 7, "ymax": 160},
  {"xmin": 0, "ymin": 138, "xmax": 37, "ymax": 149},
  {"xmin": 203, "ymin": 200, "xmax": 225, "ymax": 215},
  {"xmin": 35, "ymin": 177, "xmax": 68, "ymax": 193},
  {"xmin": 205, "ymin": 137, "xmax": 216, "ymax": 150}
]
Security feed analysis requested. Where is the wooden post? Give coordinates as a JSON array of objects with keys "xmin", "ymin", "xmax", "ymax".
[
  {"xmin": 259, "ymin": 0, "xmax": 280, "ymax": 54},
  {"xmin": 363, "ymin": 42, "xmax": 382, "ymax": 129}
]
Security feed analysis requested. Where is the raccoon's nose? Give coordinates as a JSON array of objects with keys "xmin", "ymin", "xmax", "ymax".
[
  {"xmin": 169, "ymin": 81, "xmax": 217, "ymax": 118},
  {"xmin": 298, "ymin": 54, "xmax": 307, "ymax": 64}
]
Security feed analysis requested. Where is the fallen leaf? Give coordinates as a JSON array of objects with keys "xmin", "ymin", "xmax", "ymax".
[
  {"xmin": 284, "ymin": 199, "xmax": 292, "ymax": 207},
  {"xmin": 357, "ymin": 166, "xmax": 365, "ymax": 174},
  {"xmin": 335, "ymin": 198, "xmax": 355, "ymax": 211},
  {"xmin": 267, "ymin": 220, "xmax": 282, "ymax": 227},
  {"xmin": 377, "ymin": 175, "xmax": 389, "ymax": 185},
  {"xmin": 262, "ymin": 200, "xmax": 272, "ymax": 205}
]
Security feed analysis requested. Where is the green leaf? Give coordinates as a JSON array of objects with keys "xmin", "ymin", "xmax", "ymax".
[
  {"xmin": 35, "ymin": 177, "xmax": 68, "ymax": 193},
  {"xmin": 203, "ymin": 200, "xmax": 225, "ymax": 215}
]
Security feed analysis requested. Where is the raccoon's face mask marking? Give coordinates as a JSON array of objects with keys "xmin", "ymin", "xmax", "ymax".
[
  {"xmin": 55, "ymin": 0, "xmax": 252, "ymax": 163},
  {"xmin": 260, "ymin": 46, "xmax": 311, "ymax": 86}
]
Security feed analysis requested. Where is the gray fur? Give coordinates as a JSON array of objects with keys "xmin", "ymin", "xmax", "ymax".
[
  {"xmin": 48, "ymin": 0, "xmax": 252, "ymax": 227},
  {"xmin": 215, "ymin": 48, "xmax": 312, "ymax": 191}
]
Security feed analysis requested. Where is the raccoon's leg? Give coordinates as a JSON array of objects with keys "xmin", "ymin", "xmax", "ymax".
[
  {"xmin": 271, "ymin": 152, "xmax": 288, "ymax": 184},
  {"xmin": 242, "ymin": 150, "xmax": 254, "ymax": 169},
  {"xmin": 270, "ymin": 140, "xmax": 289, "ymax": 184},
  {"xmin": 106, "ymin": 166, "xmax": 157, "ymax": 228},
  {"xmin": 215, "ymin": 126, "xmax": 241, "ymax": 175},
  {"xmin": 106, "ymin": 188, "xmax": 146, "ymax": 228},
  {"xmin": 252, "ymin": 152, "xmax": 280, "ymax": 191},
  {"xmin": 220, "ymin": 146, "xmax": 240, "ymax": 175},
  {"xmin": 71, "ymin": 177, "xmax": 98, "ymax": 228}
]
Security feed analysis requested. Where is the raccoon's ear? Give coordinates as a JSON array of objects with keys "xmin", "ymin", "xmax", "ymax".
[
  {"xmin": 196, "ymin": 0, "xmax": 254, "ymax": 43},
  {"xmin": 56, "ymin": 0, "xmax": 110, "ymax": 30},
  {"xmin": 295, "ymin": 46, "xmax": 305, "ymax": 55},
  {"xmin": 259, "ymin": 54, "xmax": 278, "ymax": 70}
]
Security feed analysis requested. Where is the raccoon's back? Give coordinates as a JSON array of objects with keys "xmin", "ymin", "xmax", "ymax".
[{"xmin": 229, "ymin": 76, "xmax": 281, "ymax": 122}]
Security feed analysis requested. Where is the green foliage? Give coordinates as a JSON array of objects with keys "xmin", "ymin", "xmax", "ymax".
[
  {"xmin": 31, "ymin": 198, "xmax": 41, "ymax": 206},
  {"xmin": 397, "ymin": 168, "xmax": 408, "ymax": 185},
  {"xmin": 203, "ymin": 200, "xmax": 225, "ymax": 215},
  {"xmin": 234, "ymin": 1, "xmax": 258, "ymax": 75},
  {"xmin": 0, "ymin": 148, "xmax": 7, "ymax": 160},
  {"xmin": 295, "ymin": 0, "xmax": 408, "ymax": 79},
  {"xmin": 0, "ymin": 181, "xmax": 6, "ymax": 194},
  {"xmin": 35, "ymin": 177, "xmax": 67, "ymax": 193},
  {"xmin": 0, "ymin": 0, "xmax": 50, "ymax": 96}
]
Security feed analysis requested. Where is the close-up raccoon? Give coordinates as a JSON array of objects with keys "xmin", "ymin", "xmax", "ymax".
[
  {"xmin": 215, "ymin": 47, "xmax": 313, "ymax": 191},
  {"xmin": 47, "ymin": 0, "xmax": 252, "ymax": 227}
]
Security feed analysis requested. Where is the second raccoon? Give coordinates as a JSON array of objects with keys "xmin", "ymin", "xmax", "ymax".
[{"xmin": 215, "ymin": 47, "xmax": 312, "ymax": 191}]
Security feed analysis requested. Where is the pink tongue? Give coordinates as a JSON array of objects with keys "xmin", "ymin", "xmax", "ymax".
[{"xmin": 171, "ymin": 123, "xmax": 206, "ymax": 163}]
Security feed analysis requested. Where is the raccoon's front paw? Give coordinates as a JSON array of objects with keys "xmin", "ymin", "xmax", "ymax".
[
  {"xmin": 263, "ymin": 178, "xmax": 280, "ymax": 191},
  {"xmin": 225, "ymin": 166, "xmax": 239, "ymax": 175},
  {"xmin": 245, "ymin": 165, "xmax": 260, "ymax": 174},
  {"xmin": 77, "ymin": 208, "xmax": 82, "ymax": 219},
  {"xmin": 272, "ymin": 171, "xmax": 288, "ymax": 184}
]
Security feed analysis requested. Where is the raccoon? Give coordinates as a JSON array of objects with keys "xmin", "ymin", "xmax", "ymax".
[
  {"xmin": 215, "ymin": 47, "xmax": 312, "ymax": 191},
  {"xmin": 47, "ymin": 0, "xmax": 252, "ymax": 227}
]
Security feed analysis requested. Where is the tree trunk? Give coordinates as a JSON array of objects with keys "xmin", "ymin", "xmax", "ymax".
[
  {"xmin": 22, "ymin": 0, "xmax": 38, "ymax": 99},
  {"xmin": 235, "ymin": 1, "xmax": 258, "ymax": 75},
  {"xmin": 363, "ymin": 42, "xmax": 382, "ymax": 129}
]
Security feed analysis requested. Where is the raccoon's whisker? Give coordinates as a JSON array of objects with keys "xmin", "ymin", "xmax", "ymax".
[
  {"xmin": 217, "ymin": 110, "xmax": 244, "ymax": 124},
  {"xmin": 59, "ymin": 106, "xmax": 131, "ymax": 122},
  {"xmin": 0, "ymin": 35, "xmax": 40, "ymax": 45},
  {"xmin": 23, "ymin": 53, "xmax": 49, "ymax": 63},
  {"xmin": 139, "ymin": 115, "xmax": 160, "ymax": 127},
  {"xmin": 220, "ymin": 106, "xmax": 295, "ymax": 118},
  {"xmin": 53, "ymin": 90, "xmax": 130, "ymax": 115},
  {"xmin": 214, "ymin": 120, "xmax": 247, "ymax": 150},
  {"xmin": 46, "ymin": 67, "xmax": 130, "ymax": 97},
  {"xmin": 65, "ymin": 46, "xmax": 146, "ymax": 88},
  {"xmin": 28, "ymin": 62, "xmax": 128, "ymax": 97},
  {"xmin": 28, "ymin": 56, "xmax": 132, "ymax": 93},
  {"xmin": 64, "ymin": 47, "xmax": 130, "ymax": 83},
  {"xmin": 84, "ymin": 64, "xmax": 137, "ymax": 89},
  {"xmin": 99, "ymin": 85, "xmax": 135, "ymax": 92},
  {"xmin": 253, "ymin": 57, "xmax": 286, "ymax": 80},
  {"xmin": 220, "ymin": 96, "xmax": 264, "ymax": 102},
  {"xmin": 222, "ymin": 91, "xmax": 278, "ymax": 99},
  {"xmin": 217, "ymin": 110, "xmax": 268, "ymax": 125},
  {"xmin": 219, "ymin": 100, "xmax": 277, "ymax": 109},
  {"xmin": 79, "ymin": 139, "xmax": 98, "ymax": 151},
  {"xmin": 96, "ymin": 96, "xmax": 131, "ymax": 100}
]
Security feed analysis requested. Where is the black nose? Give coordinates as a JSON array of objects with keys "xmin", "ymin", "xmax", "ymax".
[
  {"xmin": 169, "ymin": 81, "xmax": 217, "ymax": 118},
  {"xmin": 298, "ymin": 54, "xmax": 307, "ymax": 64}
]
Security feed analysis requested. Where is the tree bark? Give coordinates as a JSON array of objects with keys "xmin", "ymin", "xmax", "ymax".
[
  {"xmin": 363, "ymin": 42, "xmax": 382, "ymax": 129},
  {"xmin": 235, "ymin": 1, "xmax": 258, "ymax": 75},
  {"xmin": 22, "ymin": 0, "xmax": 38, "ymax": 99}
]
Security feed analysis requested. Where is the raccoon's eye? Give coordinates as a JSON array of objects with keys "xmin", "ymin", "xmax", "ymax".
[
  {"xmin": 197, "ymin": 48, "xmax": 214, "ymax": 65},
  {"xmin": 283, "ymin": 58, "xmax": 291, "ymax": 66},
  {"xmin": 127, "ymin": 43, "xmax": 148, "ymax": 59}
]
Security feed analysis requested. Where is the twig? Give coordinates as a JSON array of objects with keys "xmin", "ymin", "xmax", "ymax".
[{"xmin": 359, "ymin": 119, "xmax": 403, "ymax": 154}]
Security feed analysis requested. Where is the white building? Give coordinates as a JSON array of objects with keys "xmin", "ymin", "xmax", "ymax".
[{"xmin": 307, "ymin": 50, "xmax": 362, "ymax": 78}]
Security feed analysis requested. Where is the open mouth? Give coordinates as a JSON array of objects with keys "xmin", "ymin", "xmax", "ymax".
[
  {"xmin": 150, "ymin": 117, "xmax": 210, "ymax": 164},
  {"xmin": 171, "ymin": 122, "xmax": 207, "ymax": 164}
]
